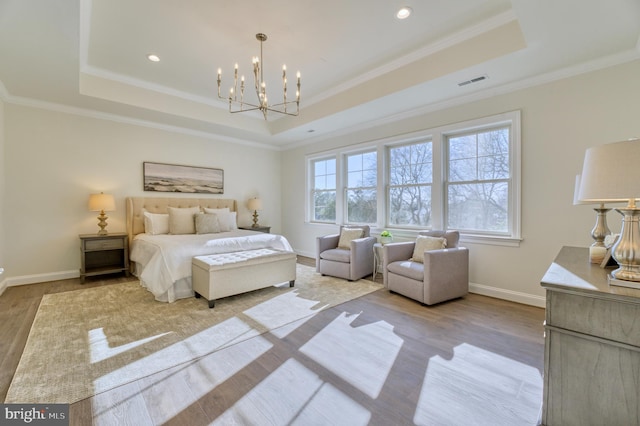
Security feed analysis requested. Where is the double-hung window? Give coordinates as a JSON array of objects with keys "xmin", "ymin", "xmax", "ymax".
[
  {"xmin": 307, "ymin": 111, "xmax": 520, "ymax": 243},
  {"xmin": 387, "ymin": 141, "xmax": 433, "ymax": 227},
  {"xmin": 345, "ymin": 151, "xmax": 377, "ymax": 224},
  {"xmin": 445, "ymin": 126, "xmax": 512, "ymax": 235},
  {"xmin": 311, "ymin": 158, "xmax": 336, "ymax": 222}
]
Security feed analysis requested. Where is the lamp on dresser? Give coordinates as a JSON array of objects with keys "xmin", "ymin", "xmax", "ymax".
[
  {"xmin": 88, "ymin": 192, "xmax": 115, "ymax": 235},
  {"xmin": 578, "ymin": 138, "xmax": 640, "ymax": 287},
  {"xmin": 573, "ymin": 174, "xmax": 613, "ymax": 264},
  {"xmin": 247, "ymin": 197, "xmax": 263, "ymax": 228}
]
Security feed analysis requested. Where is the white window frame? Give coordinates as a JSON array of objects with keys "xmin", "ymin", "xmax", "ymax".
[
  {"xmin": 436, "ymin": 111, "xmax": 521, "ymax": 245},
  {"xmin": 305, "ymin": 111, "xmax": 521, "ymax": 246},
  {"xmin": 343, "ymin": 149, "xmax": 378, "ymax": 225},
  {"xmin": 308, "ymin": 156, "xmax": 338, "ymax": 224},
  {"xmin": 386, "ymin": 139, "xmax": 434, "ymax": 229}
]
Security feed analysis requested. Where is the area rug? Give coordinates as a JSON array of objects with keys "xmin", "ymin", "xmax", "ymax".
[{"xmin": 5, "ymin": 264, "xmax": 381, "ymax": 404}]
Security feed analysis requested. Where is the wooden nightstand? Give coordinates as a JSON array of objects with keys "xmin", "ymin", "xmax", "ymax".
[
  {"xmin": 240, "ymin": 226, "xmax": 271, "ymax": 233},
  {"xmin": 79, "ymin": 232, "xmax": 130, "ymax": 283}
]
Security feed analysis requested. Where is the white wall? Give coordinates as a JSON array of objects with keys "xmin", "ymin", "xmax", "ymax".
[
  {"xmin": 281, "ymin": 60, "xmax": 640, "ymax": 306},
  {"xmin": 3, "ymin": 105, "xmax": 282, "ymax": 283},
  {"xmin": 2, "ymin": 60, "xmax": 639, "ymax": 303}
]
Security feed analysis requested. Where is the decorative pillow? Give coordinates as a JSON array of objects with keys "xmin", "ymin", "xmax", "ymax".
[
  {"xmin": 203, "ymin": 207, "xmax": 235, "ymax": 231},
  {"xmin": 168, "ymin": 206, "xmax": 200, "ymax": 234},
  {"xmin": 143, "ymin": 211, "xmax": 170, "ymax": 235},
  {"xmin": 337, "ymin": 228, "xmax": 364, "ymax": 249},
  {"xmin": 195, "ymin": 213, "xmax": 221, "ymax": 234},
  {"xmin": 229, "ymin": 212, "xmax": 238, "ymax": 230},
  {"xmin": 203, "ymin": 207, "xmax": 230, "ymax": 215},
  {"xmin": 411, "ymin": 235, "xmax": 447, "ymax": 263}
]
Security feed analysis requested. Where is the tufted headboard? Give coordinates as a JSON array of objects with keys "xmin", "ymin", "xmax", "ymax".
[{"xmin": 125, "ymin": 196, "xmax": 237, "ymax": 246}]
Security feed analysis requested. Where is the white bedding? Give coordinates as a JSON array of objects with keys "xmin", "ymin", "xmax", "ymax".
[{"xmin": 130, "ymin": 230, "xmax": 293, "ymax": 302}]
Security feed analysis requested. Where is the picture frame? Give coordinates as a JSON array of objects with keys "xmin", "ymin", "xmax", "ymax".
[{"xmin": 143, "ymin": 162, "xmax": 224, "ymax": 194}]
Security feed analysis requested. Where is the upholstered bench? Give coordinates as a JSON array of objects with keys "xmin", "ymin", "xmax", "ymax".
[{"xmin": 192, "ymin": 248, "xmax": 297, "ymax": 308}]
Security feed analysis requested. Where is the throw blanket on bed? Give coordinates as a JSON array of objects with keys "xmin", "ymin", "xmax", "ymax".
[{"xmin": 130, "ymin": 230, "xmax": 293, "ymax": 302}]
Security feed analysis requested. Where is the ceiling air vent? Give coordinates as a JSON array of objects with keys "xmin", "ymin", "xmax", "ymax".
[{"xmin": 458, "ymin": 75, "xmax": 488, "ymax": 87}]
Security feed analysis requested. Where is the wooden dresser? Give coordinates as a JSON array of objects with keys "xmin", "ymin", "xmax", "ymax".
[{"xmin": 540, "ymin": 246, "xmax": 640, "ymax": 425}]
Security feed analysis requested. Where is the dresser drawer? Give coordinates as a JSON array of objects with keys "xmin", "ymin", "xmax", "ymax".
[
  {"xmin": 84, "ymin": 238, "xmax": 125, "ymax": 251},
  {"xmin": 547, "ymin": 290, "xmax": 640, "ymax": 347}
]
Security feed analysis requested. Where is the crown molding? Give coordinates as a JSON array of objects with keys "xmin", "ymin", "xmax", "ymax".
[
  {"xmin": 280, "ymin": 49, "xmax": 640, "ymax": 151},
  {"xmin": 2, "ymin": 49, "xmax": 638, "ymax": 153},
  {"xmin": 304, "ymin": 10, "xmax": 519, "ymax": 107},
  {"xmin": 3, "ymin": 93, "xmax": 280, "ymax": 151},
  {"xmin": 80, "ymin": 65, "xmax": 225, "ymax": 111}
]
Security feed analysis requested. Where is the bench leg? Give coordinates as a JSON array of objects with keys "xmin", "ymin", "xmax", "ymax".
[
  {"xmin": 194, "ymin": 292, "xmax": 201, "ymax": 298},
  {"xmin": 208, "ymin": 299, "xmax": 215, "ymax": 309},
  {"xmin": 289, "ymin": 280, "xmax": 295, "ymax": 287}
]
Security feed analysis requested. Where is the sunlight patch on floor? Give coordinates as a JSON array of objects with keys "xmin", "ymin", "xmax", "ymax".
[
  {"xmin": 92, "ymin": 315, "xmax": 265, "ymax": 394},
  {"xmin": 299, "ymin": 312, "xmax": 403, "ymax": 398},
  {"xmin": 93, "ymin": 335, "xmax": 274, "ymax": 425},
  {"xmin": 89, "ymin": 327, "xmax": 171, "ymax": 363},
  {"xmin": 215, "ymin": 358, "xmax": 371, "ymax": 426},
  {"xmin": 414, "ymin": 343, "xmax": 543, "ymax": 426},
  {"xmin": 243, "ymin": 289, "xmax": 328, "ymax": 338}
]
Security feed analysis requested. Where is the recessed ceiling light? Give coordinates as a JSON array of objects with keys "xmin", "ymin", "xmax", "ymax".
[
  {"xmin": 396, "ymin": 6, "xmax": 412, "ymax": 20},
  {"xmin": 147, "ymin": 54, "xmax": 160, "ymax": 62}
]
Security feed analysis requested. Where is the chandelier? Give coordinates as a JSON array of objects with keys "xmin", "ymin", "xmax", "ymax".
[{"xmin": 217, "ymin": 33, "xmax": 300, "ymax": 120}]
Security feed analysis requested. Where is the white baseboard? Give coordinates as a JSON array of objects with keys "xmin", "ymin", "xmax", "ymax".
[
  {"xmin": 0, "ymin": 263, "xmax": 546, "ymax": 308},
  {"xmin": 469, "ymin": 282, "xmax": 546, "ymax": 308},
  {"xmin": 5, "ymin": 270, "xmax": 79, "ymax": 287},
  {"xmin": 297, "ymin": 249, "xmax": 315, "ymax": 259},
  {"xmin": 298, "ymin": 249, "xmax": 546, "ymax": 308}
]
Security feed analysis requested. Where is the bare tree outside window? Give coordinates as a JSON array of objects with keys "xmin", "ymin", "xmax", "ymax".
[
  {"xmin": 312, "ymin": 158, "xmax": 336, "ymax": 222},
  {"xmin": 346, "ymin": 151, "xmax": 377, "ymax": 223},
  {"xmin": 447, "ymin": 127, "xmax": 510, "ymax": 233},
  {"xmin": 306, "ymin": 111, "xmax": 520, "ymax": 240},
  {"xmin": 388, "ymin": 141, "xmax": 433, "ymax": 226}
]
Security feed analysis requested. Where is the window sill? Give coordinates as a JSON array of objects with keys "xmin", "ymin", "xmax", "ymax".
[
  {"xmin": 371, "ymin": 228, "xmax": 522, "ymax": 247},
  {"xmin": 459, "ymin": 234, "xmax": 522, "ymax": 247}
]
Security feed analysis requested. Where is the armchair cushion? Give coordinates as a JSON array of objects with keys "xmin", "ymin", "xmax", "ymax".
[
  {"xmin": 387, "ymin": 260, "xmax": 424, "ymax": 281},
  {"xmin": 411, "ymin": 235, "xmax": 447, "ymax": 263},
  {"xmin": 338, "ymin": 227, "xmax": 365, "ymax": 249},
  {"xmin": 319, "ymin": 248, "xmax": 351, "ymax": 263}
]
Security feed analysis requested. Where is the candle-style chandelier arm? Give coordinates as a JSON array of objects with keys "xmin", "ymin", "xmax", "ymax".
[{"xmin": 216, "ymin": 33, "xmax": 300, "ymax": 120}]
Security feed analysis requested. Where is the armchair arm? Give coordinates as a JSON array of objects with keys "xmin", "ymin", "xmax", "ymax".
[
  {"xmin": 350, "ymin": 236, "xmax": 376, "ymax": 279},
  {"xmin": 423, "ymin": 247, "xmax": 469, "ymax": 304},
  {"xmin": 382, "ymin": 242, "xmax": 415, "ymax": 263},
  {"xmin": 316, "ymin": 234, "xmax": 339, "ymax": 272},
  {"xmin": 382, "ymin": 242, "xmax": 415, "ymax": 287}
]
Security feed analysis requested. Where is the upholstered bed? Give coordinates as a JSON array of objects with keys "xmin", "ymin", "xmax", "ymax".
[{"xmin": 126, "ymin": 196, "xmax": 293, "ymax": 302}]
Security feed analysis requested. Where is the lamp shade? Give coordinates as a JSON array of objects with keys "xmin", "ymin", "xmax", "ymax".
[
  {"xmin": 573, "ymin": 174, "xmax": 591, "ymax": 205},
  {"xmin": 248, "ymin": 197, "xmax": 263, "ymax": 211},
  {"xmin": 578, "ymin": 139, "xmax": 640, "ymax": 205},
  {"xmin": 88, "ymin": 193, "xmax": 115, "ymax": 212}
]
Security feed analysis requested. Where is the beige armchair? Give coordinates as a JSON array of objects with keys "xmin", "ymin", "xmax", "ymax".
[
  {"xmin": 382, "ymin": 230, "xmax": 468, "ymax": 305},
  {"xmin": 316, "ymin": 225, "xmax": 376, "ymax": 281}
]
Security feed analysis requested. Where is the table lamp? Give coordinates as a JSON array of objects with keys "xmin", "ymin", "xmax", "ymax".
[
  {"xmin": 578, "ymin": 138, "xmax": 640, "ymax": 287},
  {"xmin": 88, "ymin": 192, "xmax": 116, "ymax": 235},
  {"xmin": 247, "ymin": 197, "xmax": 263, "ymax": 228},
  {"xmin": 573, "ymin": 174, "xmax": 612, "ymax": 263}
]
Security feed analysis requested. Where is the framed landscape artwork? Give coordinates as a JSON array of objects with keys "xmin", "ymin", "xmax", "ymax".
[{"xmin": 143, "ymin": 162, "xmax": 224, "ymax": 194}]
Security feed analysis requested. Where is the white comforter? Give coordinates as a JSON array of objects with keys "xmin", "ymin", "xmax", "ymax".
[{"xmin": 130, "ymin": 230, "xmax": 293, "ymax": 302}]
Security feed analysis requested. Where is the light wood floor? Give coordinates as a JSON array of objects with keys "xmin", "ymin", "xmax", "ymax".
[{"xmin": 0, "ymin": 257, "xmax": 545, "ymax": 425}]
